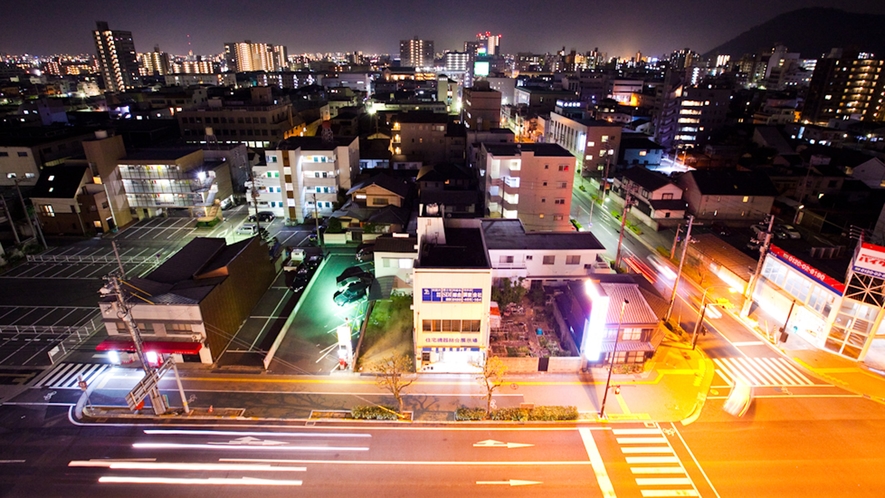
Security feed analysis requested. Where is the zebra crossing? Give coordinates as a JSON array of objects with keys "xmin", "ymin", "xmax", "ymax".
[
  {"xmin": 34, "ymin": 362, "xmax": 112, "ymax": 389},
  {"xmin": 712, "ymin": 357, "xmax": 816, "ymax": 387},
  {"xmin": 613, "ymin": 426, "xmax": 700, "ymax": 497}
]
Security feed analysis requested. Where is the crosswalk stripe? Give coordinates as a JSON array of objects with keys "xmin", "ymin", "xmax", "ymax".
[
  {"xmin": 35, "ymin": 363, "xmax": 77, "ymax": 387},
  {"xmin": 617, "ymin": 437, "xmax": 668, "ymax": 445},
  {"xmin": 35, "ymin": 363, "xmax": 111, "ymax": 388},
  {"xmin": 622, "ymin": 447, "xmax": 674, "ymax": 454},
  {"xmin": 713, "ymin": 357, "xmax": 816, "ymax": 386},
  {"xmin": 636, "ymin": 477, "xmax": 693, "ymax": 486},
  {"xmin": 613, "ymin": 429, "xmax": 662, "ymax": 435},
  {"xmin": 640, "ymin": 490, "xmax": 699, "ymax": 497},
  {"xmin": 773, "ymin": 358, "xmax": 815, "ymax": 385},
  {"xmin": 626, "ymin": 456, "xmax": 680, "ymax": 464},
  {"xmin": 747, "ymin": 357, "xmax": 780, "ymax": 384},
  {"xmin": 631, "ymin": 467, "xmax": 685, "ymax": 474}
]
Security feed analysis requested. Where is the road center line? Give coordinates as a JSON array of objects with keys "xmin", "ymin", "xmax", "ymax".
[
  {"xmin": 221, "ymin": 458, "xmax": 593, "ymax": 466},
  {"xmin": 579, "ymin": 427, "xmax": 618, "ymax": 498}
]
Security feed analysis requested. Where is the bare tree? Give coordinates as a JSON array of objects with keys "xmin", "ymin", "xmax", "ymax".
[
  {"xmin": 476, "ymin": 355, "xmax": 508, "ymax": 417},
  {"xmin": 372, "ymin": 354, "xmax": 414, "ymax": 415}
]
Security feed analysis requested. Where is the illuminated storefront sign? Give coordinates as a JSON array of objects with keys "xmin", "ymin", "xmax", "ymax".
[
  {"xmin": 769, "ymin": 245, "xmax": 845, "ymax": 294},
  {"xmin": 582, "ymin": 280, "xmax": 609, "ymax": 362},
  {"xmin": 852, "ymin": 242, "xmax": 885, "ymax": 279},
  {"xmin": 421, "ymin": 288, "xmax": 483, "ymax": 303}
]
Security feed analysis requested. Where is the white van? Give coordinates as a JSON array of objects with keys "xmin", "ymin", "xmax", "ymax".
[{"xmin": 237, "ymin": 223, "xmax": 258, "ymax": 236}]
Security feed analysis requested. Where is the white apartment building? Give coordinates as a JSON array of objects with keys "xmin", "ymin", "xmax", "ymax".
[
  {"xmin": 260, "ymin": 136, "xmax": 359, "ymax": 223},
  {"xmin": 545, "ymin": 113, "xmax": 622, "ymax": 182},
  {"xmin": 479, "ymin": 142, "xmax": 576, "ymax": 232}
]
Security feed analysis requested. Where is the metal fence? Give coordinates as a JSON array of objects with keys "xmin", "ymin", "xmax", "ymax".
[
  {"xmin": 26, "ymin": 254, "xmax": 154, "ymax": 264},
  {"xmin": 0, "ymin": 314, "xmax": 105, "ymax": 364}
]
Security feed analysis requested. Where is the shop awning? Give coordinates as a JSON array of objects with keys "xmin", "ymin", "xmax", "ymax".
[
  {"xmin": 97, "ymin": 339, "xmax": 202, "ymax": 355},
  {"xmin": 600, "ymin": 340, "xmax": 655, "ymax": 353}
]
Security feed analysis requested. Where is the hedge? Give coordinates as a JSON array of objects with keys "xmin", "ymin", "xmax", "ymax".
[
  {"xmin": 458, "ymin": 405, "xmax": 578, "ymax": 421},
  {"xmin": 351, "ymin": 405, "xmax": 399, "ymax": 420},
  {"xmin": 455, "ymin": 407, "xmax": 486, "ymax": 421}
]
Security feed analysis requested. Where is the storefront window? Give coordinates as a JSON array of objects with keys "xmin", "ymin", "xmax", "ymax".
[
  {"xmin": 422, "ymin": 319, "xmax": 481, "ymax": 333},
  {"xmin": 762, "ymin": 258, "xmax": 787, "ymax": 287},
  {"xmin": 807, "ymin": 286, "xmax": 835, "ymax": 317},
  {"xmin": 783, "ymin": 273, "xmax": 811, "ymax": 302},
  {"xmin": 826, "ymin": 300, "xmax": 878, "ymax": 359}
]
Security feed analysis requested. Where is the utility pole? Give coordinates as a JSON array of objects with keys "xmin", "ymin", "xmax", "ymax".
[
  {"xmin": 600, "ymin": 138, "xmax": 617, "ymax": 200},
  {"xmin": 313, "ymin": 193, "xmax": 324, "ymax": 250},
  {"xmin": 0, "ymin": 194, "xmax": 21, "ymax": 245},
  {"xmin": 665, "ymin": 215, "xmax": 693, "ymax": 321},
  {"xmin": 9, "ymin": 173, "xmax": 45, "ymax": 249},
  {"xmin": 741, "ymin": 215, "xmax": 775, "ymax": 317},
  {"xmin": 107, "ymin": 274, "xmax": 167, "ymax": 415},
  {"xmin": 599, "ymin": 299, "xmax": 628, "ymax": 419},
  {"xmin": 614, "ymin": 187, "xmax": 635, "ymax": 270},
  {"xmin": 670, "ymin": 224, "xmax": 683, "ymax": 261}
]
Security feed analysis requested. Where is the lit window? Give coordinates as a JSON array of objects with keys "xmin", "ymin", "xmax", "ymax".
[{"xmin": 742, "ymin": 196, "xmax": 749, "ymax": 203}]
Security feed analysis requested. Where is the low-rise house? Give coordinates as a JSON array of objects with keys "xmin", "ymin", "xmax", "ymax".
[
  {"xmin": 612, "ymin": 167, "xmax": 687, "ymax": 230},
  {"xmin": 677, "ymin": 170, "xmax": 779, "ymax": 222}
]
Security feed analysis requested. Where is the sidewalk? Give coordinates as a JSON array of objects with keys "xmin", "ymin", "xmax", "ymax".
[{"xmin": 72, "ymin": 331, "xmax": 713, "ymax": 426}]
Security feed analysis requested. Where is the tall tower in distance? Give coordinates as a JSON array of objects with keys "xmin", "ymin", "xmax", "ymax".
[
  {"xmin": 93, "ymin": 21, "xmax": 139, "ymax": 92},
  {"xmin": 399, "ymin": 37, "xmax": 434, "ymax": 68}
]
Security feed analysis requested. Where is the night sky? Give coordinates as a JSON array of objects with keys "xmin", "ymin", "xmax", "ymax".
[{"xmin": 3, "ymin": 0, "xmax": 885, "ymax": 58}]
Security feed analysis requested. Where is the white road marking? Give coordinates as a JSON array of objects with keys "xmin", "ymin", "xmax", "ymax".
[
  {"xmin": 579, "ymin": 427, "xmax": 617, "ymax": 498},
  {"xmin": 222, "ymin": 457, "xmax": 592, "ymax": 466},
  {"xmin": 143, "ymin": 429, "xmax": 370, "ymax": 438},
  {"xmin": 98, "ymin": 476, "xmax": 302, "ymax": 486}
]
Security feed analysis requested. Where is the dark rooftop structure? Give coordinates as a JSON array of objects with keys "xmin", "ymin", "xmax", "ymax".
[
  {"xmin": 122, "ymin": 148, "xmax": 201, "ymax": 161},
  {"xmin": 481, "ymin": 219, "xmax": 605, "ymax": 251},
  {"xmin": 483, "ymin": 142, "xmax": 573, "ymax": 157},
  {"xmin": 419, "ymin": 227, "xmax": 489, "ymax": 269},
  {"xmin": 277, "ymin": 135, "xmax": 356, "ymax": 151},
  {"xmin": 619, "ymin": 167, "xmax": 673, "ymax": 192},
  {"xmin": 686, "ymin": 170, "xmax": 780, "ymax": 197},
  {"xmin": 29, "ymin": 165, "xmax": 89, "ymax": 199}
]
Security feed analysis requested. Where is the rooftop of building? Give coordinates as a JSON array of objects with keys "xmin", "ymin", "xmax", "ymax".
[
  {"xmin": 393, "ymin": 111, "xmax": 449, "ymax": 124},
  {"xmin": 276, "ymin": 135, "xmax": 357, "ymax": 151},
  {"xmin": 483, "ymin": 142, "xmax": 573, "ymax": 157},
  {"xmin": 121, "ymin": 147, "xmax": 202, "ymax": 162},
  {"xmin": 29, "ymin": 165, "xmax": 90, "ymax": 199},
  {"xmin": 419, "ymin": 227, "xmax": 489, "ymax": 269},
  {"xmin": 684, "ymin": 169, "xmax": 780, "ymax": 197},
  {"xmin": 619, "ymin": 166, "xmax": 675, "ymax": 192},
  {"xmin": 481, "ymin": 219, "xmax": 605, "ymax": 251}
]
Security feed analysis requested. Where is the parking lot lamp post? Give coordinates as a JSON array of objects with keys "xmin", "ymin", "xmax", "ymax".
[{"xmin": 599, "ymin": 299, "xmax": 628, "ymax": 419}]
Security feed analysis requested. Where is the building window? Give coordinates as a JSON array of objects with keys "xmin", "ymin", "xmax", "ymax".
[
  {"xmin": 559, "ymin": 182, "xmax": 567, "ymax": 188},
  {"xmin": 499, "ymin": 255, "xmax": 514, "ymax": 264},
  {"xmin": 742, "ymin": 196, "xmax": 750, "ymax": 203},
  {"xmin": 543, "ymin": 255, "xmax": 555, "ymax": 265},
  {"xmin": 39, "ymin": 205, "xmax": 55, "ymax": 217},
  {"xmin": 621, "ymin": 327, "xmax": 643, "ymax": 341},
  {"xmin": 372, "ymin": 198, "xmax": 389, "ymax": 206},
  {"xmin": 566, "ymin": 255, "xmax": 581, "ymax": 265},
  {"xmin": 554, "ymin": 198, "xmax": 565, "ymax": 205},
  {"xmin": 558, "ymin": 165, "xmax": 569, "ymax": 171},
  {"xmin": 554, "ymin": 215, "xmax": 563, "ymax": 221},
  {"xmin": 542, "ymin": 181, "xmax": 548, "ymax": 186},
  {"xmin": 0, "ymin": 152, "xmax": 8, "ymax": 157},
  {"xmin": 17, "ymin": 152, "xmax": 28, "ymax": 157}
]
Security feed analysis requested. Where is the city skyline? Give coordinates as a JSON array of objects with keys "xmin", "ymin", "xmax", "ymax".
[{"xmin": 3, "ymin": 0, "xmax": 885, "ymax": 59}]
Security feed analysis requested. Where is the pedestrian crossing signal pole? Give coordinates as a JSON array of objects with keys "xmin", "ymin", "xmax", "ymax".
[
  {"xmin": 741, "ymin": 216, "xmax": 775, "ymax": 317},
  {"xmin": 600, "ymin": 299, "xmax": 628, "ymax": 419},
  {"xmin": 107, "ymin": 274, "xmax": 167, "ymax": 415}
]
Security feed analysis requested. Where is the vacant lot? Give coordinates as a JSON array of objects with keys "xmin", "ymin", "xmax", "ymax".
[{"xmin": 357, "ymin": 294, "xmax": 414, "ymax": 371}]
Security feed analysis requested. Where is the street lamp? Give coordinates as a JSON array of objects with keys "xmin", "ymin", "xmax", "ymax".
[
  {"xmin": 792, "ymin": 204, "xmax": 805, "ymax": 225},
  {"xmin": 691, "ymin": 285, "xmax": 735, "ymax": 350},
  {"xmin": 599, "ymin": 299, "xmax": 629, "ymax": 419}
]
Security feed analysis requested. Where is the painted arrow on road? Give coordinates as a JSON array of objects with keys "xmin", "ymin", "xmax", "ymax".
[
  {"xmin": 476, "ymin": 479, "xmax": 542, "ymax": 486},
  {"xmin": 473, "ymin": 439, "xmax": 534, "ymax": 449}
]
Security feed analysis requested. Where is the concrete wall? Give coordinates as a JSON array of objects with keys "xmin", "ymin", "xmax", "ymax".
[{"xmin": 495, "ymin": 355, "xmax": 582, "ymax": 373}]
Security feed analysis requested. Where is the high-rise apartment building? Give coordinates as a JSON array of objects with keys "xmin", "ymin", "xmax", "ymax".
[
  {"xmin": 478, "ymin": 143, "xmax": 576, "ymax": 232},
  {"xmin": 93, "ymin": 21, "xmax": 139, "ymax": 92},
  {"xmin": 139, "ymin": 46, "xmax": 170, "ymax": 76},
  {"xmin": 462, "ymin": 81, "xmax": 502, "ymax": 131},
  {"xmin": 223, "ymin": 41, "xmax": 287, "ymax": 72},
  {"xmin": 802, "ymin": 50, "xmax": 885, "ymax": 124},
  {"xmin": 400, "ymin": 37, "xmax": 434, "ymax": 68}
]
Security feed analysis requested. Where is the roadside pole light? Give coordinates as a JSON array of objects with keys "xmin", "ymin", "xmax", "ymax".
[
  {"xmin": 599, "ymin": 299, "xmax": 629, "ymax": 419},
  {"xmin": 691, "ymin": 285, "xmax": 735, "ymax": 350},
  {"xmin": 7, "ymin": 172, "xmax": 45, "ymax": 249},
  {"xmin": 793, "ymin": 204, "xmax": 805, "ymax": 225}
]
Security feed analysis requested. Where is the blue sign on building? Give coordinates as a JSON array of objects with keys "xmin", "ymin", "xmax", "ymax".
[{"xmin": 421, "ymin": 288, "xmax": 483, "ymax": 303}]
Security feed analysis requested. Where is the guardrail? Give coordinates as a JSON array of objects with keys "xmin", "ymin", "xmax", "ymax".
[
  {"xmin": 44, "ymin": 315, "xmax": 105, "ymax": 364},
  {"xmin": 26, "ymin": 254, "xmax": 154, "ymax": 264}
]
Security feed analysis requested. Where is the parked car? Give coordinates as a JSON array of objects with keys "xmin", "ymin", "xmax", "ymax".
[
  {"xmin": 336, "ymin": 267, "xmax": 374, "ymax": 289},
  {"xmin": 356, "ymin": 243, "xmax": 375, "ymax": 262},
  {"xmin": 774, "ymin": 224, "xmax": 801, "ymax": 239},
  {"xmin": 710, "ymin": 221, "xmax": 731, "ymax": 236},
  {"xmin": 248, "ymin": 211, "xmax": 275, "ymax": 223},
  {"xmin": 750, "ymin": 223, "xmax": 766, "ymax": 237},
  {"xmin": 237, "ymin": 223, "xmax": 258, "ymax": 236},
  {"xmin": 333, "ymin": 281, "xmax": 369, "ymax": 306}
]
